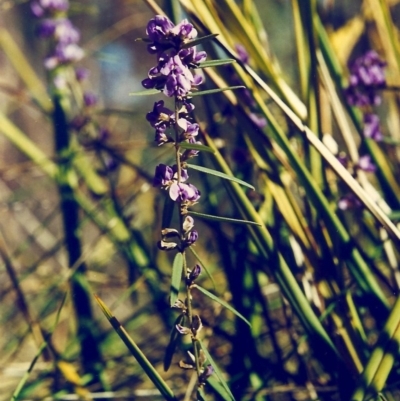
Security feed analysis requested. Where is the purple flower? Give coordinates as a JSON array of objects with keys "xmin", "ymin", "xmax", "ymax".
[
  {"xmin": 338, "ymin": 194, "xmax": 362, "ymax": 210},
  {"xmin": 153, "ymin": 164, "xmax": 174, "ymax": 187},
  {"xmin": 31, "ymin": 0, "xmax": 69, "ymax": 17},
  {"xmin": 37, "ymin": 19, "xmax": 80, "ymax": 44},
  {"xmin": 146, "ymin": 15, "xmax": 175, "ymax": 43},
  {"xmin": 356, "ymin": 155, "xmax": 376, "ymax": 172},
  {"xmin": 363, "ymin": 113, "xmax": 383, "ymax": 141},
  {"xmin": 146, "ymin": 100, "xmax": 175, "ymax": 130},
  {"xmin": 75, "ymin": 67, "xmax": 90, "ymax": 81},
  {"xmin": 169, "ymin": 182, "xmax": 200, "ymax": 203},
  {"xmin": 199, "ymin": 365, "xmax": 214, "ymax": 383},
  {"xmin": 44, "ymin": 43, "xmax": 84, "ymax": 69},
  {"xmin": 248, "ymin": 112, "xmax": 267, "ymax": 129},
  {"xmin": 345, "ymin": 86, "xmax": 381, "ymax": 107},
  {"xmin": 83, "ymin": 92, "xmax": 97, "ymax": 107},
  {"xmin": 145, "ymin": 17, "xmax": 197, "ymax": 54},
  {"xmin": 184, "ymin": 229, "xmax": 198, "ymax": 247},
  {"xmin": 170, "ymin": 19, "xmax": 198, "ymax": 41},
  {"xmin": 345, "ymin": 50, "xmax": 386, "ymax": 107},
  {"xmin": 179, "ymin": 47, "xmax": 207, "ymax": 67},
  {"xmin": 350, "ymin": 51, "xmax": 386, "ymax": 87},
  {"xmin": 187, "ymin": 264, "xmax": 201, "ymax": 284},
  {"xmin": 235, "ymin": 43, "xmax": 249, "ymax": 64}
]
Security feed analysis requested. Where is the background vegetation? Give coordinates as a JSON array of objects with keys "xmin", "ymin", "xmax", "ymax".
[{"xmin": 2, "ymin": 0, "xmax": 400, "ymax": 400}]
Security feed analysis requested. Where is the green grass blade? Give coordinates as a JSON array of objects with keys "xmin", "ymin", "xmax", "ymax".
[
  {"xmin": 188, "ymin": 247, "xmax": 216, "ymax": 289},
  {"xmin": 198, "ymin": 59, "xmax": 236, "ymax": 68},
  {"xmin": 189, "ymin": 211, "xmax": 260, "ymax": 227},
  {"xmin": 171, "ymin": 252, "xmax": 184, "ymax": 307},
  {"xmin": 129, "ymin": 88, "xmax": 161, "ymax": 96},
  {"xmin": 95, "ymin": 295, "xmax": 177, "ymax": 401},
  {"xmin": 182, "ymin": 33, "xmax": 219, "ymax": 48},
  {"xmin": 190, "ymin": 86, "xmax": 244, "ymax": 97},
  {"xmin": 194, "ymin": 284, "xmax": 251, "ymax": 327},
  {"xmin": 186, "ymin": 163, "xmax": 255, "ymax": 189},
  {"xmin": 198, "ymin": 340, "xmax": 235, "ymax": 401},
  {"xmin": 180, "ymin": 142, "xmax": 215, "ymax": 153}
]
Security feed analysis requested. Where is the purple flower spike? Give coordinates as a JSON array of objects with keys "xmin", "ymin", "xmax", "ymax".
[
  {"xmin": 363, "ymin": 113, "xmax": 383, "ymax": 141},
  {"xmin": 345, "ymin": 50, "xmax": 386, "ymax": 107},
  {"xmin": 350, "ymin": 50, "xmax": 386, "ymax": 88},
  {"xmin": 356, "ymin": 155, "xmax": 376, "ymax": 172}
]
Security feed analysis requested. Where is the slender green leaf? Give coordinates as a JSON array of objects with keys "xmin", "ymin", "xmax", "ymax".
[
  {"xmin": 186, "ymin": 163, "xmax": 255, "ymax": 189},
  {"xmin": 181, "ymin": 33, "xmax": 219, "ymax": 49},
  {"xmin": 164, "ymin": 315, "xmax": 184, "ymax": 372},
  {"xmin": 129, "ymin": 88, "xmax": 161, "ymax": 96},
  {"xmin": 188, "ymin": 246, "xmax": 215, "ymax": 289},
  {"xmin": 197, "ymin": 388, "xmax": 207, "ymax": 401},
  {"xmin": 190, "ymin": 86, "xmax": 245, "ymax": 97},
  {"xmin": 171, "ymin": 252, "xmax": 184, "ymax": 307},
  {"xmin": 194, "ymin": 285, "xmax": 251, "ymax": 327},
  {"xmin": 189, "ymin": 211, "xmax": 260, "ymax": 227},
  {"xmin": 95, "ymin": 295, "xmax": 177, "ymax": 401},
  {"xmin": 198, "ymin": 340, "xmax": 235, "ymax": 401},
  {"xmin": 207, "ymin": 376, "xmax": 232, "ymax": 401},
  {"xmin": 180, "ymin": 142, "xmax": 215, "ymax": 153},
  {"xmin": 198, "ymin": 59, "xmax": 236, "ymax": 68}
]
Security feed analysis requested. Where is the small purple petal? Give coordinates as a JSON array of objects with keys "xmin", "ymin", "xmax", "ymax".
[
  {"xmin": 83, "ymin": 92, "xmax": 97, "ymax": 107},
  {"xmin": 357, "ymin": 155, "xmax": 376, "ymax": 172}
]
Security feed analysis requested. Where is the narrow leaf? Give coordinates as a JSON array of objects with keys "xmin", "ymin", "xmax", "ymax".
[
  {"xmin": 171, "ymin": 253, "xmax": 184, "ymax": 307},
  {"xmin": 129, "ymin": 88, "xmax": 161, "ymax": 96},
  {"xmin": 197, "ymin": 387, "xmax": 208, "ymax": 401},
  {"xmin": 186, "ymin": 163, "xmax": 255, "ymax": 189},
  {"xmin": 164, "ymin": 315, "xmax": 184, "ymax": 371},
  {"xmin": 198, "ymin": 340, "xmax": 235, "ymax": 401},
  {"xmin": 207, "ymin": 376, "xmax": 233, "ymax": 401},
  {"xmin": 188, "ymin": 246, "xmax": 216, "ymax": 289},
  {"xmin": 182, "ymin": 33, "xmax": 219, "ymax": 49},
  {"xmin": 94, "ymin": 295, "xmax": 177, "ymax": 401},
  {"xmin": 190, "ymin": 86, "xmax": 245, "ymax": 97},
  {"xmin": 180, "ymin": 142, "xmax": 215, "ymax": 153},
  {"xmin": 198, "ymin": 59, "xmax": 236, "ymax": 68},
  {"xmin": 189, "ymin": 211, "xmax": 260, "ymax": 227},
  {"xmin": 194, "ymin": 285, "xmax": 251, "ymax": 327}
]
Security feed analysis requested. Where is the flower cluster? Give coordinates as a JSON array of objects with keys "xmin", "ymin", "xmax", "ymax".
[
  {"xmin": 142, "ymin": 16, "xmax": 204, "ymax": 245},
  {"xmin": 32, "ymin": 0, "xmax": 119, "ymax": 173},
  {"xmin": 142, "ymin": 15, "xmax": 215, "ymax": 386},
  {"xmin": 142, "ymin": 16, "xmax": 206, "ymax": 98},
  {"xmin": 345, "ymin": 50, "xmax": 386, "ymax": 141},
  {"xmin": 31, "ymin": 0, "xmax": 84, "ymax": 70}
]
